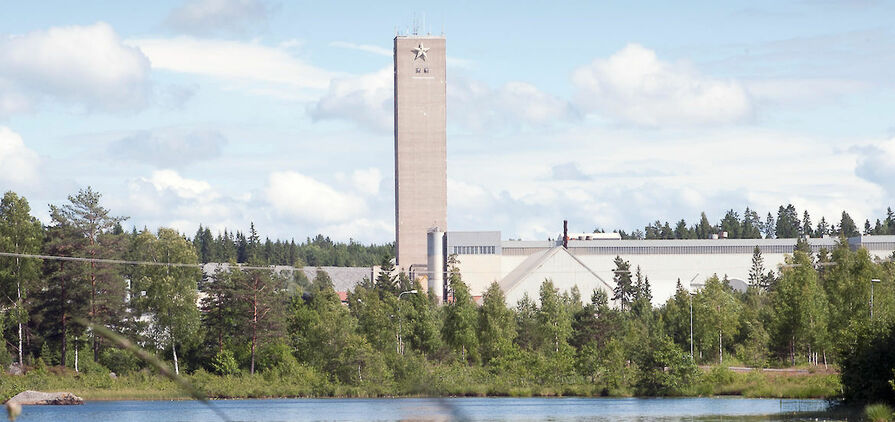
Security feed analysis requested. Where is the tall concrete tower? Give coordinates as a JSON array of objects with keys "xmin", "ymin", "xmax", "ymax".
[{"xmin": 394, "ymin": 35, "xmax": 447, "ymax": 272}]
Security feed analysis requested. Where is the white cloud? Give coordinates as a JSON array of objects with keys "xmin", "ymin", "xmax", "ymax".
[
  {"xmin": 110, "ymin": 129, "xmax": 227, "ymax": 168},
  {"xmin": 129, "ymin": 37, "xmax": 334, "ymax": 90},
  {"xmin": 166, "ymin": 0, "xmax": 270, "ymax": 35},
  {"xmin": 319, "ymin": 218, "xmax": 393, "ymax": 243},
  {"xmin": 572, "ymin": 44, "xmax": 752, "ymax": 126},
  {"xmin": 0, "ymin": 126, "xmax": 39, "ymax": 185},
  {"xmin": 310, "ymin": 67, "xmax": 573, "ymax": 132},
  {"xmin": 746, "ymin": 78, "xmax": 866, "ymax": 104},
  {"xmin": 266, "ymin": 171, "xmax": 365, "ymax": 223},
  {"xmin": 551, "ymin": 162, "xmax": 590, "ymax": 181},
  {"xmin": 0, "ymin": 22, "xmax": 150, "ymax": 115},
  {"xmin": 309, "ymin": 67, "xmax": 393, "ymax": 131},
  {"xmin": 329, "ymin": 41, "xmax": 392, "ymax": 56},
  {"xmin": 145, "ymin": 169, "xmax": 215, "ymax": 199},
  {"xmin": 449, "ymin": 79, "xmax": 577, "ymax": 131},
  {"xmin": 446, "ymin": 126, "xmax": 881, "ymax": 240},
  {"xmin": 854, "ymin": 137, "xmax": 895, "ymax": 195},
  {"xmin": 124, "ymin": 169, "xmax": 243, "ymax": 234},
  {"xmin": 352, "ymin": 168, "xmax": 383, "ymax": 195}
]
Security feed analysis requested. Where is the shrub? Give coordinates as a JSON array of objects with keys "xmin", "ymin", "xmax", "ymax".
[
  {"xmin": 210, "ymin": 349, "xmax": 239, "ymax": 376},
  {"xmin": 866, "ymin": 403, "xmax": 894, "ymax": 422},
  {"xmin": 99, "ymin": 348, "xmax": 141, "ymax": 375},
  {"xmin": 839, "ymin": 323, "xmax": 895, "ymax": 404}
]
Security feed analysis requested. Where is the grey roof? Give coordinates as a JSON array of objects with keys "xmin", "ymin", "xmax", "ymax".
[{"xmin": 300, "ymin": 266, "xmax": 375, "ymax": 292}]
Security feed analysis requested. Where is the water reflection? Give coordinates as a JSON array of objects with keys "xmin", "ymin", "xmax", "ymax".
[{"xmin": 16, "ymin": 397, "xmax": 836, "ymax": 422}]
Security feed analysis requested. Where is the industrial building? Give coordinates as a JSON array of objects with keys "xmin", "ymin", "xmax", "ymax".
[
  {"xmin": 393, "ymin": 33, "xmax": 447, "ymax": 292},
  {"xmin": 388, "ymin": 31, "xmax": 895, "ymax": 307},
  {"xmin": 445, "ymin": 231, "xmax": 895, "ymax": 305}
]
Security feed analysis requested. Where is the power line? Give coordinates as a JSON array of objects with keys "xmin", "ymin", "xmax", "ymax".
[{"xmin": 0, "ymin": 252, "xmax": 292, "ymax": 272}]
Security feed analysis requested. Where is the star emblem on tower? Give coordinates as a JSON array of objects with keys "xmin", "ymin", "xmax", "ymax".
[{"xmin": 412, "ymin": 43, "xmax": 429, "ymax": 61}]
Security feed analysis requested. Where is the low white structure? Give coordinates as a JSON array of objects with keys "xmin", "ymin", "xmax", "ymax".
[
  {"xmin": 447, "ymin": 233, "xmax": 895, "ymax": 306},
  {"xmin": 498, "ymin": 246, "xmax": 615, "ymax": 306}
]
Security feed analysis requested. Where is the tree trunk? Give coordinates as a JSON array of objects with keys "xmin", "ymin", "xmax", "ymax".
[
  {"xmin": 91, "ymin": 238, "xmax": 98, "ymax": 362},
  {"xmin": 718, "ymin": 330, "xmax": 722, "ymax": 364},
  {"xmin": 172, "ymin": 332, "xmax": 179, "ymax": 375},
  {"xmin": 250, "ymin": 289, "xmax": 257, "ymax": 375},
  {"xmin": 790, "ymin": 337, "xmax": 795, "ymax": 366},
  {"xmin": 60, "ymin": 261, "xmax": 68, "ymax": 367},
  {"xmin": 15, "ymin": 251, "xmax": 23, "ymax": 366},
  {"xmin": 74, "ymin": 346, "xmax": 79, "ymax": 373}
]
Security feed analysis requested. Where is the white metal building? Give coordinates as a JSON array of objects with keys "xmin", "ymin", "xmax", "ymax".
[{"xmin": 447, "ymin": 233, "xmax": 895, "ymax": 306}]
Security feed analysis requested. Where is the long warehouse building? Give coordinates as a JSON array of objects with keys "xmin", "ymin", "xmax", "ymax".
[{"xmin": 446, "ymin": 232, "xmax": 895, "ymax": 305}]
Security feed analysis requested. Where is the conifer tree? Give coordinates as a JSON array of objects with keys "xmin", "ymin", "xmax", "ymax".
[
  {"xmin": 50, "ymin": 187, "xmax": 127, "ymax": 361},
  {"xmin": 611, "ymin": 256, "xmax": 634, "ymax": 312},
  {"xmin": 748, "ymin": 246, "xmax": 766, "ymax": 289}
]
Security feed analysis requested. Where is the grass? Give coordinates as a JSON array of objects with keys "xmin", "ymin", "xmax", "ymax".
[
  {"xmin": 691, "ymin": 366, "xmax": 841, "ymax": 399},
  {"xmin": 866, "ymin": 403, "xmax": 895, "ymax": 422},
  {"xmin": 0, "ymin": 365, "xmax": 841, "ymax": 402}
]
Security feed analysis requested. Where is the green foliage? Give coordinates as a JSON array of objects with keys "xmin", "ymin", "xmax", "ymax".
[
  {"xmin": 442, "ymin": 269, "xmax": 478, "ymax": 362},
  {"xmin": 866, "ymin": 403, "xmax": 894, "ymax": 422},
  {"xmin": 634, "ymin": 334, "xmax": 699, "ymax": 396},
  {"xmin": 99, "ymin": 348, "xmax": 141, "ymax": 374},
  {"xmin": 537, "ymin": 280, "xmax": 573, "ymax": 354},
  {"xmin": 839, "ymin": 321, "xmax": 895, "ymax": 404},
  {"xmin": 9, "ymin": 188, "xmax": 895, "ymax": 403},
  {"xmin": 771, "ymin": 251, "xmax": 829, "ymax": 365},
  {"xmin": 478, "ymin": 282, "xmax": 516, "ymax": 364},
  {"xmin": 210, "ymin": 349, "xmax": 239, "ymax": 376}
]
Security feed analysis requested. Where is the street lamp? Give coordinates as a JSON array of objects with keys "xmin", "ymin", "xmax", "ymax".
[
  {"xmin": 871, "ymin": 279, "xmax": 881, "ymax": 320},
  {"xmin": 397, "ymin": 289, "xmax": 418, "ymax": 355},
  {"xmin": 689, "ymin": 291, "xmax": 696, "ymax": 361}
]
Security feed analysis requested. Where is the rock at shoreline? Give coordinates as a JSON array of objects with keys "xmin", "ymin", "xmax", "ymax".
[{"xmin": 5, "ymin": 391, "xmax": 84, "ymax": 405}]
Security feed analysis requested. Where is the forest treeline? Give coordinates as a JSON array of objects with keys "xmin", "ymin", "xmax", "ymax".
[
  {"xmin": 612, "ymin": 204, "xmax": 895, "ymax": 240},
  {"xmin": 0, "ymin": 188, "xmax": 893, "ymax": 403},
  {"xmin": 190, "ymin": 226, "xmax": 391, "ymax": 267}
]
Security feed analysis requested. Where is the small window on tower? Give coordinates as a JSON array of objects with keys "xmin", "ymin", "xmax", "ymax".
[
  {"xmin": 423, "ymin": 68, "xmax": 429, "ymax": 73},
  {"xmin": 415, "ymin": 68, "xmax": 421, "ymax": 73}
]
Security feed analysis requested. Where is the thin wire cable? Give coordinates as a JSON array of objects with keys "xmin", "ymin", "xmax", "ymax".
[{"xmin": 0, "ymin": 251, "xmax": 291, "ymax": 272}]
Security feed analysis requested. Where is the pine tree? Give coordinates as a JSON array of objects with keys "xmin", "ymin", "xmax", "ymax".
[
  {"xmin": 611, "ymin": 256, "xmax": 634, "ymax": 312},
  {"xmin": 748, "ymin": 246, "xmax": 766, "ymax": 290},
  {"xmin": 816, "ymin": 217, "xmax": 830, "ymax": 237},
  {"xmin": 49, "ymin": 187, "xmax": 127, "ymax": 361},
  {"xmin": 802, "ymin": 211, "xmax": 813, "ymax": 237},
  {"xmin": 742, "ymin": 207, "xmax": 762, "ymax": 239},
  {"xmin": 839, "ymin": 211, "xmax": 859, "ymax": 237},
  {"xmin": 776, "ymin": 204, "xmax": 800, "ymax": 238},
  {"xmin": 673, "ymin": 219, "xmax": 691, "ymax": 239},
  {"xmin": 763, "ymin": 213, "xmax": 776, "ymax": 239},
  {"xmin": 695, "ymin": 212, "xmax": 714, "ymax": 239},
  {"xmin": 719, "ymin": 209, "xmax": 741, "ymax": 238}
]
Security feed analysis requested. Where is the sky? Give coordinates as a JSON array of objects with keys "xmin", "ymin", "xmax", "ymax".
[{"xmin": 1, "ymin": 0, "xmax": 894, "ymax": 244}]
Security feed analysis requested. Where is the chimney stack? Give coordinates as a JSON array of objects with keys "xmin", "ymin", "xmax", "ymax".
[{"xmin": 563, "ymin": 220, "xmax": 568, "ymax": 249}]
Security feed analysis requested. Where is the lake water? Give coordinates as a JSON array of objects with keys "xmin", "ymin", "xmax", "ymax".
[{"xmin": 14, "ymin": 397, "xmax": 833, "ymax": 421}]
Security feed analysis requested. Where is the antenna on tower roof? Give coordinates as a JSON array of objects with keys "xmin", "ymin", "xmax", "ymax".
[{"xmin": 412, "ymin": 12, "xmax": 419, "ymax": 35}]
